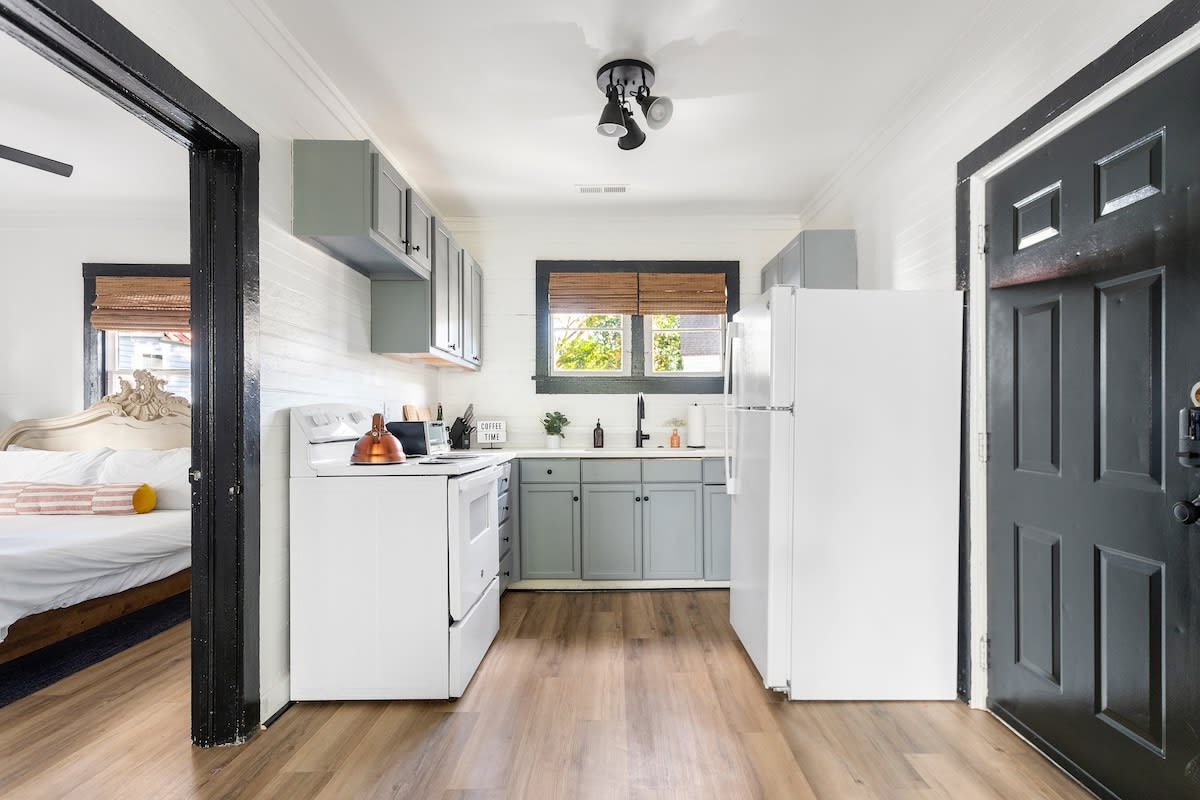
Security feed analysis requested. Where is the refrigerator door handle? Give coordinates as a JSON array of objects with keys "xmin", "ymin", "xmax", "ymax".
[{"xmin": 724, "ymin": 322, "xmax": 739, "ymax": 495}]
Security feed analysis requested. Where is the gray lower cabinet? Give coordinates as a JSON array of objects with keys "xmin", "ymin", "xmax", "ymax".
[
  {"xmin": 582, "ymin": 484, "xmax": 642, "ymax": 579},
  {"xmin": 642, "ymin": 483, "xmax": 703, "ymax": 579},
  {"xmin": 519, "ymin": 483, "xmax": 581, "ymax": 579},
  {"xmin": 703, "ymin": 485, "xmax": 731, "ymax": 580}
]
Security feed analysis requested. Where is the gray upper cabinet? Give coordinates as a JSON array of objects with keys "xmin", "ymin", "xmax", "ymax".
[
  {"xmin": 642, "ymin": 483, "xmax": 703, "ymax": 579},
  {"xmin": 432, "ymin": 221, "xmax": 462, "ymax": 356},
  {"xmin": 406, "ymin": 191, "xmax": 433, "ymax": 276},
  {"xmin": 371, "ymin": 219, "xmax": 484, "ymax": 370},
  {"xmin": 463, "ymin": 252, "xmax": 483, "ymax": 365},
  {"xmin": 761, "ymin": 229, "xmax": 857, "ymax": 292},
  {"xmin": 520, "ymin": 483, "xmax": 581, "ymax": 579},
  {"xmin": 293, "ymin": 139, "xmax": 432, "ymax": 280}
]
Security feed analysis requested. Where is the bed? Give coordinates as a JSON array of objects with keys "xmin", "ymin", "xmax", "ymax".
[{"xmin": 0, "ymin": 370, "xmax": 192, "ymax": 664}]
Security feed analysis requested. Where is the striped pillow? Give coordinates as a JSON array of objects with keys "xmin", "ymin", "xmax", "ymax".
[{"xmin": 0, "ymin": 482, "xmax": 157, "ymax": 515}]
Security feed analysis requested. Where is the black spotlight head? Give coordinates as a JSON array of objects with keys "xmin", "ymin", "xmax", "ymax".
[
  {"xmin": 596, "ymin": 86, "xmax": 627, "ymax": 138},
  {"xmin": 617, "ymin": 106, "xmax": 645, "ymax": 150},
  {"xmin": 636, "ymin": 89, "xmax": 673, "ymax": 130}
]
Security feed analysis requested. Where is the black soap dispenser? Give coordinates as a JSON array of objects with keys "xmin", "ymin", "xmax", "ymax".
[{"xmin": 593, "ymin": 419, "xmax": 605, "ymax": 449}]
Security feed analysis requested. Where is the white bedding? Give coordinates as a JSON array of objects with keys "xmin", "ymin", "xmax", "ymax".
[{"xmin": 0, "ymin": 510, "xmax": 191, "ymax": 642}]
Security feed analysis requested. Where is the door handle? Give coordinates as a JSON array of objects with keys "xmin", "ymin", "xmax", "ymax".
[{"xmin": 1173, "ymin": 496, "xmax": 1200, "ymax": 525}]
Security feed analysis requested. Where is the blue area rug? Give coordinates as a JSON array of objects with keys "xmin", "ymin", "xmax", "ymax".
[{"xmin": 0, "ymin": 591, "xmax": 190, "ymax": 708}]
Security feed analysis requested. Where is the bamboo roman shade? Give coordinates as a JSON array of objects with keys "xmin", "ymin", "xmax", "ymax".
[
  {"xmin": 91, "ymin": 276, "xmax": 191, "ymax": 332},
  {"xmin": 548, "ymin": 271, "xmax": 726, "ymax": 316},
  {"xmin": 637, "ymin": 272, "xmax": 727, "ymax": 315},
  {"xmin": 548, "ymin": 272, "xmax": 639, "ymax": 314}
]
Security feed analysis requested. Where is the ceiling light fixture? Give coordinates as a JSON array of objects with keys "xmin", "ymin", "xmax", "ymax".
[
  {"xmin": 596, "ymin": 85, "xmax": 627, "ymax": 138},
  {"xmin": 595, "ymin": 59, "xmax": 672, "ymax": 150}
]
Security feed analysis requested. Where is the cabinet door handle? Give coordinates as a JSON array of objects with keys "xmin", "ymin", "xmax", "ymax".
[
  {"xmin": 503, "ymin": 536, "xmax": 511, "ymax": 543},
  {"xmin": 643, "ymin": 496, "xmax": 650, "ymax": 501},
  {"xmin": 546, "ymin": 469, "xmax": 553, "ymax": 474},
  {"xmin": 502, "ymin": 570, "xmax": 511, "ymax": 577},
  {"xmin": 573, "ymin": 496, "xmax": 579, "ymax": 502},
  {"xmin": 412, "ymin": 244, "xmax": 421, "ymax": 252},
  {"xmin": 449, "ymin": 344, "xmax": 457, "ymax": 350},
  {"xmin": 635, "ymin": 496, "xmax": 641, "ymax": 502}
]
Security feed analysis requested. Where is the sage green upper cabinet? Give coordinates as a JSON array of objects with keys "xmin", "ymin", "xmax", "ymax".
[
  {"xmin": 463, "ymin": 252, "xmax": 483, "ymax": 365},
  {"xmin": 760, "ymin": 229, "xmax": 857, "ymax": 292},
  {"xmin": 432, "ymin": 222, "xmax": 463, "ymax": 356},
  {"xmin": 293, "ymin": 139, "xmax": 432, "ymax": 280},
  {"xmin": 372, "ymin": 221, "xmax": 484, "ymax": 370},
  {"xmin": 406, "ymin": 191, "xmax": 434, "ymax": 276}
]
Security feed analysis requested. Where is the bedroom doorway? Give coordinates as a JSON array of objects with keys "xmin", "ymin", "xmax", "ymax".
[{"xmin": 0, "ymin": 0, "xmax": 260, "ymax": 746}]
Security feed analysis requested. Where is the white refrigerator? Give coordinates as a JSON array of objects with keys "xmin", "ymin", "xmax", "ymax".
[{"xmin": 725, "ymin": 286, "xmax": 963, "ymax": 700}]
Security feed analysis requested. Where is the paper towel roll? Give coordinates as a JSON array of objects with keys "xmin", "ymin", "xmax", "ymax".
[{"xmin": 687, "ymin": 404, "xmax": 706, "ymax": 448}]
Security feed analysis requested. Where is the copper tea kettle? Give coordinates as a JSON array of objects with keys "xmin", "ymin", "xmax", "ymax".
[{"xmin": 351, "ymin": 412, "xmax": 406, "ymax": 464}]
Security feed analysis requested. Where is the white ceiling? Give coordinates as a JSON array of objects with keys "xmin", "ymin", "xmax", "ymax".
[
  {"xmin": 265, "ymin": 0, "xmax": 992, "ymax": 218},
  {"xmin": 0, "ymin": 31, "xmax": 187, "ymax": 216}
]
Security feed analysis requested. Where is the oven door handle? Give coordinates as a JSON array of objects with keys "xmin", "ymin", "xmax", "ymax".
[{"xmin": 454, "ymin": 465, "xmax": 501, "ymax": 495}]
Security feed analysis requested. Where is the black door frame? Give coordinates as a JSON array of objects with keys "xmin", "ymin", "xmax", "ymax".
[
  {"xmin": 953, "ymin": 0, "xmax": 1200, "ymax": 718},
  {"xmin": 0, "ymin": 0, "xmax": 261, "ymax": 745}
]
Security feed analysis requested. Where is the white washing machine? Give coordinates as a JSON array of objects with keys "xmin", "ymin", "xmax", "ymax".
[{"xmin": 289, "ymin": 404, "xmax": 504, "ymax": 700}]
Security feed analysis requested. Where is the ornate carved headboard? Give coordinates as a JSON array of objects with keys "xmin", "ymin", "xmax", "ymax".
[{"xmin": 0, "ymin": 370, "xmax": 191, "ymax": 451}]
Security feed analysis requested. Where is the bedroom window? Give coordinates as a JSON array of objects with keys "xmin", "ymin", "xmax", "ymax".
[
  {"xmin": 105, "ymin": 330, "xmax": 192, "ymax": 401},
  {"xmin": 534, "ymin": 261, "xmax": 738, "ymax": 394},
  {"xmin": 83, "ymin": 265, "xmax": 191, "ymax": 406}
]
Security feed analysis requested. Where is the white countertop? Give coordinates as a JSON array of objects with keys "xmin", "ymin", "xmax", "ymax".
[{"xmin": 471, "ymin": 448, "xmax": 723, "ymax": 459}]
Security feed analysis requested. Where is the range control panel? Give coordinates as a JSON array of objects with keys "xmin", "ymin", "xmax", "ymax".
[{"xmin": 293, "ymin": 404, "xmax": 372, "ymax": 443}]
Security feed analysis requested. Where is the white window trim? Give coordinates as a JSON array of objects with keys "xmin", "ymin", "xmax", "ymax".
[
  {"xmin": 643, "ymin": 315, "xmax": 726, "ymax": 377},
  {"xmin": 549, "ymin": 314, "xmax": 633, "ymax": 377}
]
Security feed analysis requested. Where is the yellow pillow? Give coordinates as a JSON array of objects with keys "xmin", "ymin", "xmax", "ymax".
[{"xmin": 132, "ymin": 483, "xmax": 157, "ymax": 514}]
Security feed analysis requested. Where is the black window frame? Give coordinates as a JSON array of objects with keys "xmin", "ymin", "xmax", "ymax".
[
  {"xmin": 83, "ymin": 263, "xmax": 190, "ymax": 407},
  {"xmin": 534, "ymin": 260, "xmax": 739, "ymax": 394}
]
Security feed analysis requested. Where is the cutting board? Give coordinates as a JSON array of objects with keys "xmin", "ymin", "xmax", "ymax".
[{"xmin": 402, "ymin": 404, "xmax": 433, "ymax": 421}]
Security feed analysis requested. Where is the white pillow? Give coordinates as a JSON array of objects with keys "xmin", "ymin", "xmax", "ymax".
[
  {"xmin": 0, "ymin": 447, "xmax": 115, "ymax": 484},
  {"xmin": 98, "ymin": 447, "xmax": 191, "ymax": 510}
]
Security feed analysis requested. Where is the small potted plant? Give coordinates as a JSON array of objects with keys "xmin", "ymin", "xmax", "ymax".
[
  {"xmin": 665, "ymin": 416, "xmax": 687, "ymax": 448},
  {"xmin": 541, "ymin": 411, "xmax": 570, "ymax": 449}
]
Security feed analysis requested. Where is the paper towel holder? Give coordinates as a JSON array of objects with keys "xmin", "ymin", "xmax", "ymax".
[{"xmin": 687, "ymin": 403, "xmax": 707, "ymax": 449}]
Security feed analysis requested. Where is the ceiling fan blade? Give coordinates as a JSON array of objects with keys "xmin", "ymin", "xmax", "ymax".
[{"xmin": 0, "ymin": 143, "xmax": 73, "ymax": 177}]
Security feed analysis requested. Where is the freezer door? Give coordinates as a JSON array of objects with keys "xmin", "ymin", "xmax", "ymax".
[
  {"xmin": 732, "ymin": 286, "xmax": 794, "ymax": 409},
  {"xmin": 728, "ymin": 408, "xmax": 793, "ymax": 691}
]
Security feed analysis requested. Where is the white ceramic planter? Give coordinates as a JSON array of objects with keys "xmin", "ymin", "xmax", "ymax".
[{"xmin": 545, "ymin": 435, "xmax": 561, "ymax": 449}]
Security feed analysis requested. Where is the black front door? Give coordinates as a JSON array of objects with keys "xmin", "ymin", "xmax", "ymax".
[{"xmin": 987, "ymin": 48, "xmax": 1200, "ymax": 799}]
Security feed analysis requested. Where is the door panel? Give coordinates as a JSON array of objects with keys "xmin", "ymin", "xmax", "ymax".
[
  {"xmin": 519, "ymin": 483, "xmax": 580, "ymax": 579},
  {"xmin": 642, "ymin": 483, "xmax": 702, "ymax": 579},
  {"xmin": 582, "ymin": 483, "xmax": 641, "ymax": 579},
  {"xmin": 986, "ymin": 47, "xmax": 1200, "ymax": 800}
]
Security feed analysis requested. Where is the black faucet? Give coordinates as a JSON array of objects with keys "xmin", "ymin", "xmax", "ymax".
[{"xmin": 635, "ymin": 392, "xmax": 649, "ymax": 448}]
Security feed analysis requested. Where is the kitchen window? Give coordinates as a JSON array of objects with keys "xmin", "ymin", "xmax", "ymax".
[{"xmin": 534, "ymin": 261, "xmax": 739, "ymax": 394}]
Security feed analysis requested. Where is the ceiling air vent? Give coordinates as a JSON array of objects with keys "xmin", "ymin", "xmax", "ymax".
[{"xmin": 576, "ymin": 184, "xmax": 628, "ymax": 195}]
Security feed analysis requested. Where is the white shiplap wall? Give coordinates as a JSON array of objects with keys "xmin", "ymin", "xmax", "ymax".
[
  {"xmin": 95, "ymin": 0, "xmax": 441, "ymax": 718},
  {"xmin": 0, "ymin": 212, "xmax": 189, "ymax": 430},
  {"xmin": 438, "ymin": 215, "xmax": 797, "ymax": 449},
  {"xmin": 798, "ymin": 0, "xmax": 1172, "ymax": 288}
]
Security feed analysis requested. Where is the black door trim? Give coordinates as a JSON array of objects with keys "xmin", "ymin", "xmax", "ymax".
[
  {"xmin": 953, "ymin": 0, "xmax": 1200, "ymax": 702},
  {"xmin": 1, "ymin": 0, "xmax": 261, "ymax": 745}
]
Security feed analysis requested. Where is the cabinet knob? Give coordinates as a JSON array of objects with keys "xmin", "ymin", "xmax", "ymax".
[
  {"xmin": 449, "ymin": 344, "xmax": 457, "ymax": 350},
  {"xmin": 643, "ymin": 496, "xmax": 649, "ymax": 501},
  {"xmin": 503, "ymin": 536, "xmax": 511, "ymax": 543},
  {"xmin": 546, "ymin": 469, "xmax": 553, "ymax": 474},
  {"xmin": 503, "ymin": 505, "xmax": 510, "ymax": 512},
  {"xmin": 573, "ymin": 496, "xmax": 579, "ymax": 502},
  {"xmin": 412, "ymin": 244, "xmax": 421, "ymax": 252},
  {"xmin": 502, "ymin": 570, "xmax": 511, "ymax": 577},
  {"xmin": 635, "ymin": 496, "xmax": 641, "ymax": 502}
]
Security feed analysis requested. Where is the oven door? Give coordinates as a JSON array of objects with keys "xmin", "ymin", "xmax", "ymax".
[{"xmin": 448, "ymin": 465, "xmax": 500, "ymax": 620}]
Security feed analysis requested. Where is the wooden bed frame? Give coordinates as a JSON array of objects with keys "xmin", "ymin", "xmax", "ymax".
[{"xmin": 0, "ymin": 370, "xmax": 192, "ymax": 665}]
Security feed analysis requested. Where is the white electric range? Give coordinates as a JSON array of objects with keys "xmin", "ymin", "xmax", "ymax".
[{"xmin": 289, "ymin": 403, "xmax": 503, "ymax": 700}]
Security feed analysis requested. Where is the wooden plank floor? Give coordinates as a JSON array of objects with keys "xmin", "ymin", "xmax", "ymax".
[{"xmin": 0, "ymin": 590, "xmax": 1092, "ymax": 799}]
